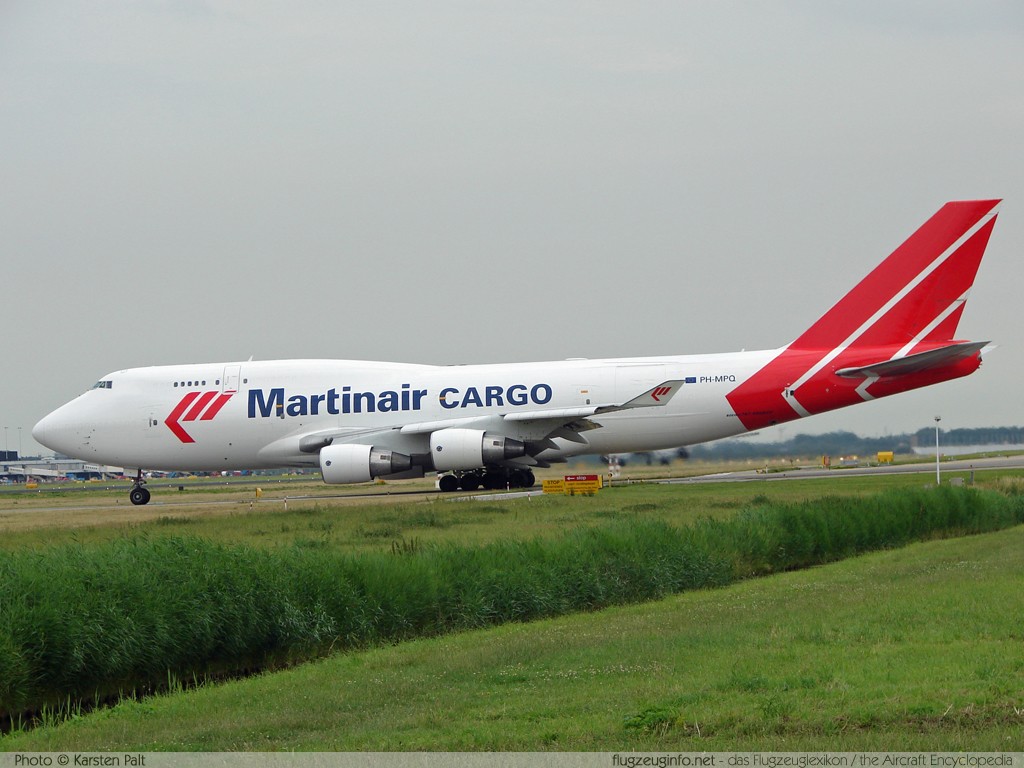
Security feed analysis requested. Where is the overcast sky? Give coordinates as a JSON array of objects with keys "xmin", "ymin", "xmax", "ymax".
[{"xmin": 3, "ymin": 1, "xmax": 1023, "ymax": 457}]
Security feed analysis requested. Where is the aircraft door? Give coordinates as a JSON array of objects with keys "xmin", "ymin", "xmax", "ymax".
[
  {"xmin": 572, "ymin": 364, "xmax": 615, "ymax": 406},
  {"xmin": 222, "ymin": 365, "xmax": 241, "ymax": 393}
]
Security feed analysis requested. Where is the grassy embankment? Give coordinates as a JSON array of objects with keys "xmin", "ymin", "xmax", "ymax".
[
  {"xmin": 2, "ymin": 474, "xmax": 1023, "ymax": 735},
  {"xmin": 4, "ymin": 519, "xmax": 1022, "ymax": 750}
]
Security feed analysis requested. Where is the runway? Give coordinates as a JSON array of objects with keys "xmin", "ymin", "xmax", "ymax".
[
  {"xmin": 466, "ymin": 454, "xmax": 1024, "ymax": 502},
  {"xmin": 5, "ymin": 455, "xmax": 1023, "ymax": 514},
  {"xmin": 659, "ymin": 454, "xmax": 1024, "ymax": 484}
]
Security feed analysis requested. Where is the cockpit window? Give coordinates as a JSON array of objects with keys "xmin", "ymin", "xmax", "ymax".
[{"xmin": 92, "ymin": 380, "xmax": 113, "ymax": 390}]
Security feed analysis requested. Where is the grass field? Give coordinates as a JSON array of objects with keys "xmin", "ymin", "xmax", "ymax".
[
  {"xmin": 3, "ymin": 524, "xmax": 1022, "ymax": 750},
  {"xmin": 1, "ymin": 464, "xmax": 1022, "ymax": 750},
  {"xmin": 0, "ymin": 462, "xmax": 1012, "ymax": 553}
]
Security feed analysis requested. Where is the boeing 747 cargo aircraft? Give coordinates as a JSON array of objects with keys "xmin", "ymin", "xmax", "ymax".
[{"xmin": 34, "ymin": 200, "xmax": 1000, "ymax": 504}]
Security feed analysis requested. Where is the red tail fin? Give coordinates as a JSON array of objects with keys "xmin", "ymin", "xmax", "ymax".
[
  {"xmin": 727, "ymin": 200, "xmax": 1000, "ymax": 430},
  {"xmin": 792, "ymin": 200, "xmax": 999, "ymax": 351}
]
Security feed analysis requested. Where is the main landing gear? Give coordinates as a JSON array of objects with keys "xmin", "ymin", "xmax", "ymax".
[
  {"xmin": 437, "ymin": 467, "xmax": 536, "ymax": 493},
  {"xmin": 129, "ymin": 470, "xmax": 151, "ymax": 505}
]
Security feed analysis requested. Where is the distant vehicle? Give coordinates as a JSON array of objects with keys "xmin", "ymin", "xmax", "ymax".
[
  {"xmin": 604, "ymin": 448, "xmax": 689, "ymax": 467},
  {"xmin": 34, "ymin": 200, "xmax": 1000, "ymax": 505}
]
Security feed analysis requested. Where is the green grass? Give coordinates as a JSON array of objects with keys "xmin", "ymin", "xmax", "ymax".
[
  {"xmin": 0, "ymin": 469, "xmax": 1009, "ymax": 554},
  {"xmin": 5, "ymin": 524, "xmax": 1022, "ymax": 751},
  {"xmin": 2, "ymin": 484, "xmax": 1022, "ymax": 724}
]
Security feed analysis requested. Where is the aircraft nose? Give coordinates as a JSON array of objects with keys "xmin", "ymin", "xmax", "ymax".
[
  {"xmin": 33, "ymin": 405, "xmax": 79, "ymax": 455},
  {"xmin": 32, "ymin": 410, "xmax": 58, "ymax": 451}
]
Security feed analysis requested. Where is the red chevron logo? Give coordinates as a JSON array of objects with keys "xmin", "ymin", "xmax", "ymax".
[
  {"xmin": 165, "ymin": 391, "xmax": 234, "ymax": 443},
  {"xmin": 650, "ymin": 386, "xmax": 672, "ymax": 402}
]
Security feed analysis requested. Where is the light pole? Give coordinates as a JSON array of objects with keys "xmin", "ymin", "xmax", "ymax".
[
  {"xmin": 934, "ymin": 416, "xmax": 941, "ymax": 485},
  {"xmin": 18, "ymin": 427, "xmax": 22, "ymax": 458}
]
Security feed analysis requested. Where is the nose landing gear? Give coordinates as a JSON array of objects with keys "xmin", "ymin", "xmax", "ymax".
[{"xmin": 129, "ymin": 470, "xmax": 151, "ymax": 505}]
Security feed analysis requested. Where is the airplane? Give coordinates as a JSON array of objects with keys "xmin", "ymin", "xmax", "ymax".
[
  {"xmin": 603, "ymin": 448, "xmax": 689, "ymax": 467},
  {"xmin": 33, "ymin": 199, "xmax": 1000, "ymax": 505}
]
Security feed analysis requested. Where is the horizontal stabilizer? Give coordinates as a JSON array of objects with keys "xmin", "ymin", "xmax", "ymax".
[{"xmin": 834, "ymin": 341, "xmax": 988, "ymax": 379}]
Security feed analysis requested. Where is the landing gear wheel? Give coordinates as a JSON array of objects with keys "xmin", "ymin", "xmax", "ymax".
[
  {"xmin": 514, "ymin": 469, "xmax": 535, "ymax": 489},
  {"xmin": 129, "ymin": 486, "xmax": 151, "ymax": 506},
  {"xmin": 438, "ymin": 474, "xmax": 460, "ymax": 493},
  {"xmin": 482, "ymin": 473, "xmax": 505, "ymax": 490},
  {"xmin": 459, "ymin": 474, "xmax": 481, "ymax": 491}
]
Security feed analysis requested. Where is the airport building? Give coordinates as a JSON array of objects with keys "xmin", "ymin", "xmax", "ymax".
[{"xmin": 0, "ymin": 456, "xmax": 125, "ymax": 483}]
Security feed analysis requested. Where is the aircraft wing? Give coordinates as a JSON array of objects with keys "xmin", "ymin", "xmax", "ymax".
[
  {"xmin": 504, "ymin": 379, "xmax": 685, "ymax": 421},
  {"xmin": 834, "ymin": 341, "xmax": 988, "ymax": 379},
  {"xmin": 295, "ymin": 379, "xmax": 685, "ymax": 455}
]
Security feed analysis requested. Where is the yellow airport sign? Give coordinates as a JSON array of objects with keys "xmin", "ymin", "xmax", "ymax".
[
  {"xmin": 543, "ymin": 474, "xmax": 604, "ymax": 495},
  {"xmin": 542, "ymin": 479, "xmax": 565, "ymax": 494}
]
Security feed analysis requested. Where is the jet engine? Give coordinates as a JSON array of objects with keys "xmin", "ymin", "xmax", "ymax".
[
  {"xmin": 319, "ymin": 443, "xmax": 412, "ymax": 484},
  {"xmin": 429, "ymin": 428, "xmax": 526, "ymax": 471}
]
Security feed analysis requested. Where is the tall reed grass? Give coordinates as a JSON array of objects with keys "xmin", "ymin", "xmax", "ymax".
[{"xmin": 2, "ymin": 485, "xmax": 1021, "ymax": 720}]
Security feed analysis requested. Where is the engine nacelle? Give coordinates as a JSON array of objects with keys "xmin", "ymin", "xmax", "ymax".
[
  {"xmin": 319, "ymin": 443, "xmax": 412, "ymax": 484},
  {"xmin": 429, "ymin": 428, "xmax": 526, "ymax": 471}
]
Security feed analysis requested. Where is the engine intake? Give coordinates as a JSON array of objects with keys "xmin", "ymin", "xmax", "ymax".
[
  {"xmin": 429, "ymin": 428, "xmax": 526, "ymax": 471},
  {"xmin": 319, "ymin": 443, "xmax": 412, "ymax": 484}
]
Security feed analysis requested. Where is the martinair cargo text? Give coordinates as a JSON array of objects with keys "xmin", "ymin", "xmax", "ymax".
[{"xmin": 34, "ymin": 200, "xmax": 1001, "ymax": 505}]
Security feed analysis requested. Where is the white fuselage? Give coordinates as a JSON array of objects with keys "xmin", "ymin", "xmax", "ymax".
[{"xmin": 33, "ymin": 352, "xmax": 776, "ymax": 473}]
